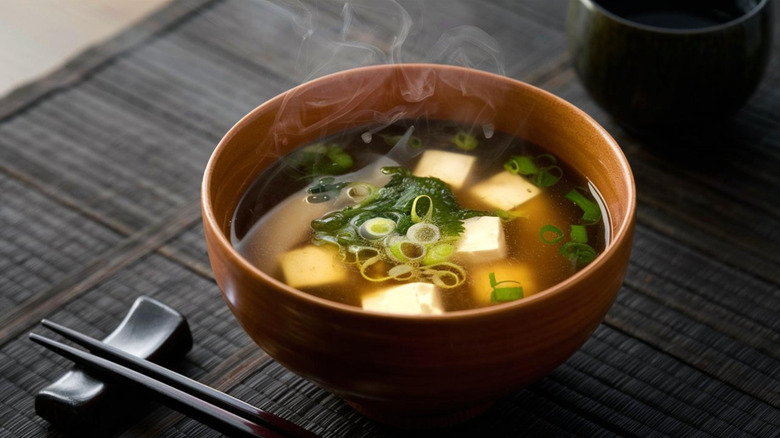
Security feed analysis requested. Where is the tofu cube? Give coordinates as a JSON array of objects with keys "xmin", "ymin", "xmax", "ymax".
[
  {"xmin": 278, "ymin": 245, "xmax": 348, "ymax": 289},
  {"xmin": 413, "ymin": 150, "xmax": 476, "ymax": 189},
  {"xmin": 469, "ymin": 263, "xmax": 536, "ymax": 306},
  {"xmin": 362, "ymin": 282, "xmax": 444, "ymax": 315},
  {"xmin": 454, "ymin": 216, "xmax": 507, "ymax": 264},
  {"xmin": 469, "ymin": 171, "xmax": 540, "ymax": 211}
]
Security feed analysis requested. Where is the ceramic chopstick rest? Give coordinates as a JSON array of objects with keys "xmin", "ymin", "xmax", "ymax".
[{"xmin": 34, "ymin": 296, "xmax": 193, "ymax": 430}]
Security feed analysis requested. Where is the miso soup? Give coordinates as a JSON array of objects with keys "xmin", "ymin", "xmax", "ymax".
[{"xmin": 232, "ymin": 120, "xmax": 608, "ymax": 314}]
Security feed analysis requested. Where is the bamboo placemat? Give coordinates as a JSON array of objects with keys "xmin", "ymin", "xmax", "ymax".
[{"xmin": 1, "ymin": 0, "xmax": 779, "ymax": 436}]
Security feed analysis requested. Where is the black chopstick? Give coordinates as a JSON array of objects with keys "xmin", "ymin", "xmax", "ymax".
[
  {"xmin": 31, "ymin": 320, "xmax": 319, "ymax": 438},
  {"xmin": 39, "ymin": 320, "xmax": 315, "ymax": 437},
  {"xmin": 29, "ymin": 333, "xmax": 280, "ymax": 438}
]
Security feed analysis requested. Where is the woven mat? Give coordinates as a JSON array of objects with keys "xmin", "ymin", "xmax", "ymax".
[{"xmin": 1, "ymin": 0, "xmax": 779, "ymax": 436}]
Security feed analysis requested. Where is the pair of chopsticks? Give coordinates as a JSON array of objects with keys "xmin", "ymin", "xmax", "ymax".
[{"xmin": 29, "ymin": 320, "xmax": 319, "ymax": 438}]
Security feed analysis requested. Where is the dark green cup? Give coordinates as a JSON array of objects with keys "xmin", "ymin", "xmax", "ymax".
[{"xmin": 567, "ymin": 0, "xmax": 774, "ymax": 135}]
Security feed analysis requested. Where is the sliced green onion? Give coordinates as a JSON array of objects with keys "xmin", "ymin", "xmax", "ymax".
[
  {"xmin": 383, "ymin": 134, "xmax": 423, "ymax": 149},
  {"xmin": 358, "ymin": 218, "xmax": 397, "ymax": 240},
  {"xmin": 346, "ymin": 246, "xmax": 380, "ymax": 263},
  {"xmin": 504, "ymin": 155, "xmax": 538, "ymax": 176},
  {"xmin": 502, "ymin": 154, "xmax": 563, "ymax": 188},
  {"xmin": 388, "ymin": 239, "xmax": 426, "ymax": 262},
  {"xmin": 488, "ymin": 272, "xmax": 524, "ymax": 303},
  {"xmin": 384, "ymin": 235, "xmax": 402, "ymax": 261},
  {"xmin": 346, "ymin": 182, "xmax": 377, "ymax": 203},
  {"xmin": 295, "ymin": 144, "xmax": 354, "ymax": 177},
  {"xmin": 335, "ymin": 227, "xmax": 359, "ymax": 246},
  {"xmin": 411, "ymin": 195, "xmax": 433, "ymax": 223},
  {"xmin": 565, "ymin": 188, "xmax": 602, "ymax": 224},
  {"xmin": 559, "ymin": 242, "xmax": 598, "ymax": 267},
  {"xmin": 388, "ymin": 264, "xmax": 415, "ymax": 280},
  {"xmin": 540, "ymin": 224, "xmax": 564, "ymax": 244},
  {"xmin": 406, "ymin": 222, "xmax": 441, "ymax": 244},
  {"xmin": 452, "ymin": 131, "xmax": 478, "ymax": 150},
  {"xmin": 349, "ymin": 211, "xmax": 375, "ymax": 227},
  {"xmin": 492, "ymin": 286, "xmax": 524, "ymax": 302},
  {"xmin": 326, "ymin": 146, "xmax": 354, "ymax": 172},
  {"xmin": 400, "ymin": 241, "xmax": 426, "ymax": 260},
  {"xmin": 312, "ymin": 232, "xmax": 338, "ymax": 247},
  {"xmin": 570, "ymin": 224, "xmax": 588, "ymax": 243},
  {"xmin": 534, "ymin": 166, "xmax": 563, "ymax": 187},
  {"xmin": 423, "ymin": 243, "xmax": 454, "ymax": 265},
  {"xmin": 423, "ymin": 262, "xmax": 466, "ymax": 288},
  {"xmin": 358, "ymin": 254, "xmax": 391, "ymax": 282},
  {"xmin": 429, "ymin": 269, "xmax": 461, "ymax": 288}
]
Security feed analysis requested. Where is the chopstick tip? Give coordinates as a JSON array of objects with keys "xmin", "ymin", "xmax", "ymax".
[{"xmin": 28, "ymin": 332, "xmax": 45, "ymax": 344}]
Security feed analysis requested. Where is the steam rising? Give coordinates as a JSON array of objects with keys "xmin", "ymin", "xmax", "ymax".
[
  {"xmin": 246, "ymin": 0, "xmax": 511, "ymax": 191},
  {"xmin": 281, "ymin": 0, "xmax": 504, "ymax": 82},
  {"xmin": 427, "ymin": 25, "xmax": 505, "ymax": 76}
]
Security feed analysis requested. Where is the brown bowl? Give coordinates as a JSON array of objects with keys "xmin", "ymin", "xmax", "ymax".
[{"xmin": 201, "ymin": 64, "xmax": 636, "ymax": 428}]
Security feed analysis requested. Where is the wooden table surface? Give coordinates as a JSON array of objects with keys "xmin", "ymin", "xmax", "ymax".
[{"xmin": 1, "ymin": 1, "xmax": 779, "ymax": 436}]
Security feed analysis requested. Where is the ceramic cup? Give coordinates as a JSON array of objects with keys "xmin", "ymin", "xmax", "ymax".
[
  {"xmin": 202, "ymin": 64, "xmax": 636, "ymax": 428},
  {"xmin": 567, "ymin": 0, "xmax": 774, "ymax": 135}
]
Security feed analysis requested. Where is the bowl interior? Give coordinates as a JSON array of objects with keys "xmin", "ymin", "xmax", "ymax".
[{"xmin": 204, "ymin": 64, "xmax": 634, "ymax": 284}]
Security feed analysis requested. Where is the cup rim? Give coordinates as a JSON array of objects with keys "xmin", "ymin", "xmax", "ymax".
[
  {"xmin": 201, "ymin": 63, "xmax": 636, "ymax": 321},
  {"xmin": 582, "ymin": 0, "xmax": 769, "ymax": 34}
]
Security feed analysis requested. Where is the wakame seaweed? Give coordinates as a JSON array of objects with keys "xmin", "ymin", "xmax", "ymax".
[{"xmin": 312, "ymin": 167, "xmax": 492, "ymax": 244}]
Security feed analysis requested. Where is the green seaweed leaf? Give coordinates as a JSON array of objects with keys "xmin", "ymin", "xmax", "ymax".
[{"xmin": 312, "ymin": 167, "xmax": 490, "ymax": 243}]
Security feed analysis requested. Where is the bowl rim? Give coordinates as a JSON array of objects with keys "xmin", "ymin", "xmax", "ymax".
[
  {"xmin": 578, "ymin": 0, "xmax": 770, "ymax": 35},
  {"xmin": 201, "ymin": 63, "xmax": 636, "ymax": 321}
]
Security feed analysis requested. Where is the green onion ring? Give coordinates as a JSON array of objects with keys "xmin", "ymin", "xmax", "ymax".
[
  {"xmin": 411, "ymin": 195, "xmax": 433, "ymax": 223},
  {"xmin": 358, "ymin": 255, "xmax": 391, "ymax": 282},
  {"xmin": 346, "ymin": 183, "xmax": 376, "ymax": 203},
  {"xmin": 423, "ymin": 262, "xmax": 466, "ymax": 288},
  {"xmin": 358, "ymin": 217, "xmax": 397, "ymax": 240},
  {"xmin": 406, "ymin": 223, "xmax": 441, "ymax": 244},
  {"xmin": 388, "ymin": 264, "xmax": 415, "ymax": 280}
]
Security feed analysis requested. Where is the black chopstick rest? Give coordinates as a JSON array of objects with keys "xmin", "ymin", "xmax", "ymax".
[{"xmin": 35, "ymin": 296, "xmax": 193, "ymax": 430}]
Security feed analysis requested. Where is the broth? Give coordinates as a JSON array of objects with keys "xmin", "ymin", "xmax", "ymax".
[{"xmin": 232, "ymin": 120, "xmax": 608, "ymax": 313}]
